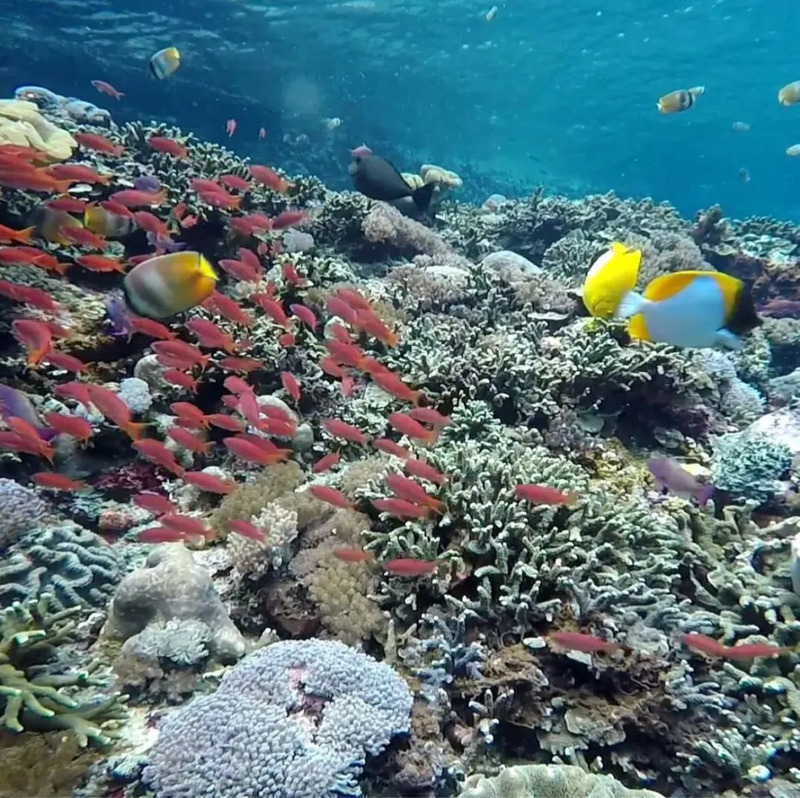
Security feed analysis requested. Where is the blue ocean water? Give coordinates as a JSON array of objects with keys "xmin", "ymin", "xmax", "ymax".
[{"xmin": 4, "ymin": 0, "xmax": 800, "ymax": 218}]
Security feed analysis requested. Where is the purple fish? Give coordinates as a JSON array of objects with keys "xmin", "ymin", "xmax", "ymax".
[
  {"xmin": 134, "ymin": 175, "xmax": 162, "ymax": 192},
  {"xmin": 758, "ymin": 299, "xmax": 800, "ymax": 319},
  {"xmin": 0, "ymin": 384, "xmax": 56, "ymax": 441},
  {"xmin": 105, "ymin": 294, "xmax": 136, "ymax": 341},
  {"xmin": 146, "ymin": 231, "xmax": 186, "ymax": 253},
  {"xmin": 648, "ymin": 457, "xmax": 714, "ymax": 504}
]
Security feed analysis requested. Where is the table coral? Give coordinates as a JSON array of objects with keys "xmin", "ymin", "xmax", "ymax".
[{"xmin": 0, "ymin": 596, "xmax": 126, "ymax": 746}]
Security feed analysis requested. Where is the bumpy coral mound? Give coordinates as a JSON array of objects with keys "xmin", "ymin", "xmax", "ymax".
[
  {"xmin": 142, "ymin": 639, "xmax": 413, "ymax": 798},
  {"xmin": 101, "ymin": 544, "xmax": 245, "ymax": 664},
  {"xmin": 0, "ymin": 99, "xmax": 76, "ymax": 160},
  {"xmin": 459, "ymin": 764, "xmax": 665, "ymax": 798}
]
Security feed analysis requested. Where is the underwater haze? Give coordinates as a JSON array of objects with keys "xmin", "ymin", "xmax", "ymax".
[{"xmin": 4, "ymin": 0, "xmax": 800, "ymax": 219}]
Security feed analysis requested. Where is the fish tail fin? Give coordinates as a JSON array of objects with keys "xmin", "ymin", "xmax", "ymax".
[
  {"xmin": 411, "ymin": 182, "xmax": 436, "ymax": 212},
  {"xmin": 688, "ymin": 86, "xmax": 705, "ymax": 97},
  {"xmin": 696, "ymin": 483, "xmax": 715, "ymax": 505},
  {"xmin": 424, "ymin": 427, "xmax": 440, "ymax": 447},
  {"xmin": 615, "ymin": 290, "xmax": 645, "ymax": 319},
  {"xmin": 13, "ymin": 226, "xmax": 36, "ymax": 244},
  {"xmin": 98, "ymin": 174, "xmax": 113, "ymax": 185},
  {"xmin": 124, "ymin": 421, "xmax": 149, "ymax": 441},
  {"xmin": 52, "ymin": 179, "xmax": 74, "ymax": 195}
]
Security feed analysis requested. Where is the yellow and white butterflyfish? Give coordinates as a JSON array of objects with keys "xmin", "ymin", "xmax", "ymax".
[
  {"xmin": 123, "ymin": 251, "xmax": 217, "ymax": 319},
  {"xmin": 616, "ymin": 270, "xmax": 761, "ymax": 350},
  {"xmin": 582, "ymin": 241, "xmax": 641, "ymax": 318}
]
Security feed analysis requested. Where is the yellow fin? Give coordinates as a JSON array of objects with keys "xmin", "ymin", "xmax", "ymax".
[
  {"xmin": 641, "ymin": 270, "xmax": 710, "ymax": 302},
  {"xmin": 583, "ymin": 243, "xmax": 641, "ymax": 318},
  {"xmin": 196, "ymin": 254, "xmax": 219, "ymax": 282},
  {"xmin": 627, "ymin": 312, "xmax": 650, "ymax": 341},
  {"xmin": 708, "ymin": 271, "xmax": 743, "ymax": 317}
]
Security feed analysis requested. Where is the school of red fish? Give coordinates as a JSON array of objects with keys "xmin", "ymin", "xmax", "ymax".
[{"xmin": 0, "ymin": 127, "xmax": 792, "ymax": 664}]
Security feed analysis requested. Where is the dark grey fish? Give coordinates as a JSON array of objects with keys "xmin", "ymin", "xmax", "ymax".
[{"xmin": 349, "ymin": 154, "xmax": 435, "ymax": 212}]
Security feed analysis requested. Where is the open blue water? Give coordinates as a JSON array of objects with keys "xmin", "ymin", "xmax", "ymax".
[{"xmin": 4, "ymin": 0, "xmax": 800, "ymax": 219}]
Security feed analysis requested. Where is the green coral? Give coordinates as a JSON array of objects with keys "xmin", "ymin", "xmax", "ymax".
[
  {"xmin": 710, "ymin": 432, "xmax": 792, "ymax": 503},
  {"xmin": 0, "ymin": 596, "xmax": 126, "ymax": 747}
]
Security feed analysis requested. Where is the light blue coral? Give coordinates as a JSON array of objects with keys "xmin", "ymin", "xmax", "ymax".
[
  {"xmin": 142, "ymin": 639, "xmax": 413, "ymax": 798},
  {"xmin": 0, "ymin": 523, "xmax": 122, "ymax": 612},
  {"xmin": 710, "ymin": 432, "xmax": 792, "ymax": 503}
]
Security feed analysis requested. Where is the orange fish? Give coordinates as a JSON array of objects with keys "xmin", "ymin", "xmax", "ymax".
[
  {"xmin": 91, "ymin": 79, "xmax": 124, "ymax": 100},
  {"xmin": 333, "ymin": 547, "xmax": 373, "ymax": 563},
  {"xmin": 313, "ymin": 452, "xmax": 341, "ymax": 474},
  {"xmin": 515, "ymin": 484, "xmax": 575, "ymax": 506},
  {"xmin": 185, "ymin": 319, "xmax": 237, "ymax": 353},
  {"xmin": 148, "ymin": 136, "xmax": 188, "ymax": 158},
  {"xmin": 182, "ymin": 471, "xmax": 237, "ymax": 494},
  {"xmin": 223, "ymin": 436, "xmax": 290, "ymax": 465},
  {"xmin": 74, "ymin": 132, "xmax": 124, "ymax": 156},
  {"xmin": 0, "ymin": 169, "xmax": 73, "ymax": 194},
  {"xmin": 409, "ymin": 407, "xmax": 450, "ymax": 428},
  {"xmin": 41, "ymin": 350, "xmax": 88, "ymax": 374},
  {"xmin": 86, "ymin": 384, "xmax": 147, "ymax": 440},
  {"xmin": 133, "ymin": 491, "xmax": 178, "ymax": 515},
  {"xmin": 31, "ymin": 472, "xmax": 87, "ymax": 491},
  {"xmin": 139, "ymin": 525, "xmax": 194, "ymax": 544},
  {"xmin": 228, "ymin": 519, "xmax": 265, "ymax": 542},
  {"xmin": 385, "ymin": 473, "xmax": 443, "ymax": 514},
  {"xmin": 219, "ymin": 355, "xmax": 262, "ymax": 373},
  {"xmin": 167, "ymin": 427, "xmax": 212, "ymax": 454},
  {"xmin": 309, "ymin": 484, "xmax": 353, "ymax": 509},
  {"xmin": 323, "ymin": 419, "xmax": 369, "ymax": 445},
  {"xmin": 373, "ymin": 438, "xmax": 411, "ymax": 459},
  {"xmin": 280, "ymin": 372, "xmax": 300, "ymax": 403},
  {"xmin": 404, "ymin": 458, "xmax": 446, "ymax": 485},
  {"xmin": 373, "ymin": 498, "xmax": 430, "ymax": 519},
  {"xmin": 289, "ymin": 304, "xmax": 318, "ymax": 332},
  {"xmin": 548, "ymin": 631, "xmax": 621, "ymax": 655},
  {"xmin": 109, "ymin": 189, "xmax": 167, "ymax": 208},
  {"xmin": 383, "ymin": 558, "xmax": 438, "ymax": 577},
  {"xmin": 372, "ymin": 371, "xmax": 420, "ymax": 405},
  {"xmin": 387, "ymin": 413, "xmax": 438, "ymax": 445},
  {"xmin": 162, "ymin": 369, "xmax": 199, "ymax": 392},
  {"xmin": 12, "ymin": 319, "xmax": 52, "ymax": 365},
  {"xmin": 133, "ymin": 439, "xmax": 185, "ymax": 477},
  {"xmin": 248, "ymin": 164, "xmax": 290, "ymax": 192},
  {"xmin": 0, "ymin": 223, "xmax": 35, "ymax": 244},
  {"xmin": 60, "ymin": 226, "xmax": 107, "ymax": 251},
  {"xmin": 42, "ymin": 412, "xmax": 93, "ymax": 445},
  {"xmin": 76, "ymin": 254, "xmax": 126, "ymax": 273},
  {"xmin": 46, "ymin": 164, "xmax": 112, "ymax": 185}
]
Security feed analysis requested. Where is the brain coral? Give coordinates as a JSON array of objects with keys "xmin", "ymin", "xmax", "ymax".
[
  {"xmin": 0, "ymin": 478, "xmax": 50, "ymax": 549},
  {"xmin": 142, "ymin": 639, "xmax": 413, "ymax": 798},
  {"xmin": 0, "ymin": 523, "xmax": 122, "ymax": 612}
]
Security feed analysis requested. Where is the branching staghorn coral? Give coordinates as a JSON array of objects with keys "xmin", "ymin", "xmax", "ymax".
[{"xmin": 0, "ymin": 596, "xmax": 126, "ymax": 746}]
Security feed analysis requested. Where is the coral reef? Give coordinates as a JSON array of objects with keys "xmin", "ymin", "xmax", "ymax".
[{"xmin": 1, "ymin": 94, "xmax": 800, "ymax": 798}]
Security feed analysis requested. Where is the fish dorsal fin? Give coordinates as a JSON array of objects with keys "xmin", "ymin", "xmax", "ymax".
[
  {"xmin": 642, "ymin": 270, "xmax": 710, "ymax": 302},
  {"xmin": 196, "ymin": 254, "xmax": 219, "ymax": 282}
]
